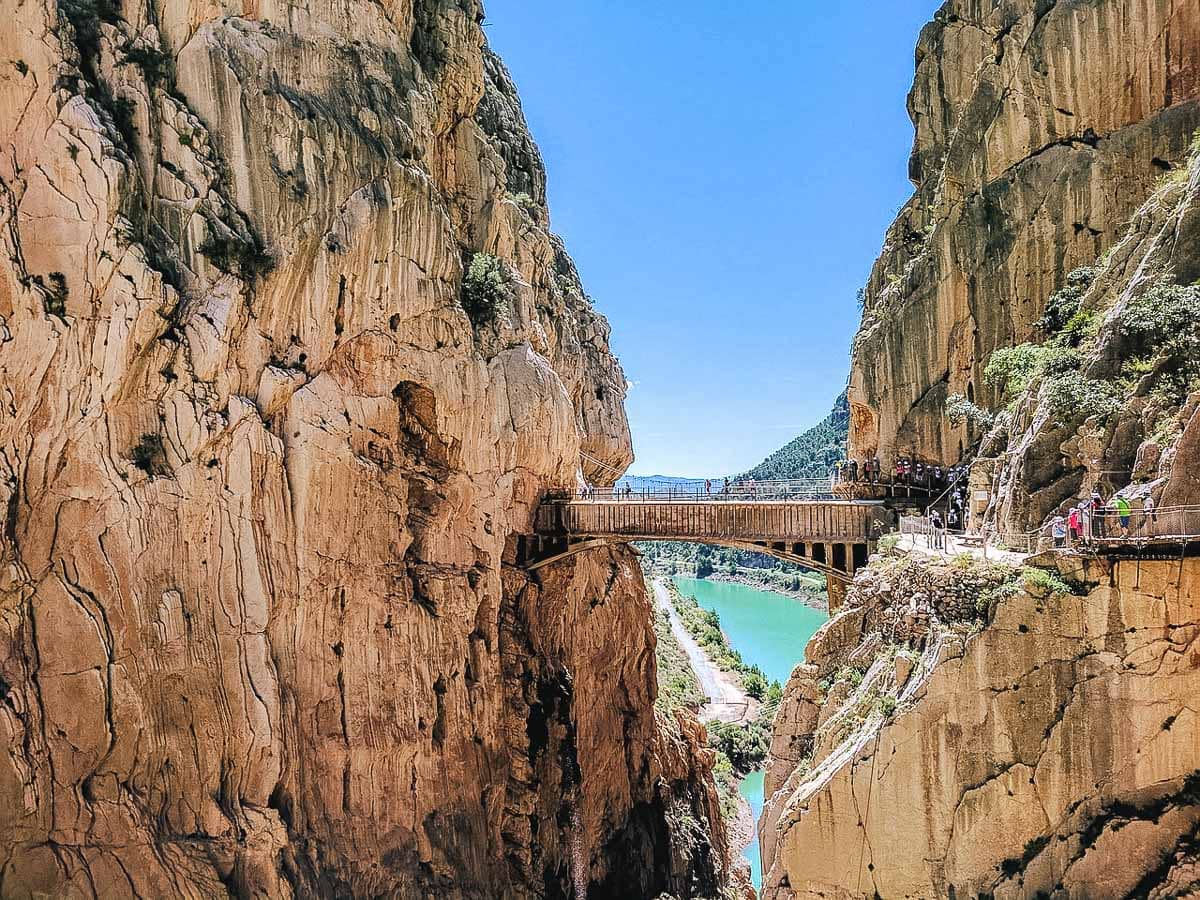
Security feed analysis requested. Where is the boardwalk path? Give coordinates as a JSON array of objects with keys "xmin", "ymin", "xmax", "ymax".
[{"xmin": 652, "ymin": 578, "xmax": 754, "ymax": 724}]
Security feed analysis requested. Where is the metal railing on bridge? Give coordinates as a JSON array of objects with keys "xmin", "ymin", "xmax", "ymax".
[
  {"xmin": 570, "ymin": 477, "xmax": 836, "ymax": 503},
  {"xmin": 1090, "ymin": 506, "xmax": 1200, "ymax": 546}
]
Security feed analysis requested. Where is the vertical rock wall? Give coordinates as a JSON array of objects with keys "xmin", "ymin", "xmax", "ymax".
[
  {"xmin": 848, "ymin": 0, "xmax": 1200, "ymax": 466},
  {"xmin": 0, "ymin": 1, "xmax": 730, "ymax": 896},
  {"xmin": 761, "ymin": 554, "xmax": 1200, "ymax": 899}
]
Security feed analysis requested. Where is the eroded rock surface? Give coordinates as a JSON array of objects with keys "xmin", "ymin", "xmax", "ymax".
[
  {"xmin": 848, "ymin": 0, "xmax": 1200, "ymax": 465},
  {"xmin": 762, "ymin": 553, "xmax": 1200, "ymax": 899},
  {"xmin": 0, "ymin": 2, "xmax": 729, "ymax": 896}
]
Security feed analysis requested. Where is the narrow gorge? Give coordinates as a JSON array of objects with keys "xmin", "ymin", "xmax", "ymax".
[{"xmin": 2, "ymin": 1, "xmax": 1200, "ymax": 899}]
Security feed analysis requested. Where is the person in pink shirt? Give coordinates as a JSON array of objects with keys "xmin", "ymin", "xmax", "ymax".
[{"xmin": 1067, "ymin": 507, "xmax": 1081, "ymax": 546}]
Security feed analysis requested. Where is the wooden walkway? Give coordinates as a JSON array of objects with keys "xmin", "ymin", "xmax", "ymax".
[{"xmin": 526, "ymin": 499, "xmax": 893, "ymax": 581}]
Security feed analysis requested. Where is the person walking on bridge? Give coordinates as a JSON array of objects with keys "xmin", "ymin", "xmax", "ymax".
[
  {"xmin": 705, "ymin": 478, "xmax": 712, "ymax": 496},
  {"xmin": 1088, "ymin": 490, "xmax": 1104, "ymax": 538},
  {"xmin": 1143, "ymin": 494, "xmax": 1157, "ymax": 527},
  {"xmin": 848, "ymin": 459, "xmax": 858, "ymax": 482},
  {"xmin": 1067, "ymin": 506, "xmax": 1081, "ymax": 546}
]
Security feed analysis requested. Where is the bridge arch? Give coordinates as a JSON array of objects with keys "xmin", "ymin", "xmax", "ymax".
[{"xmin": 524, "ymin": 534, "xmax": 868, "ymax": 583}]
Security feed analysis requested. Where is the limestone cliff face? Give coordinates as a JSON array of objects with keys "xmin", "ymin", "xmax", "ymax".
[
  {"xmin": 984, "ymin": 126, "xmax": 1200, "ymax": 531},
  {"xmin": 761, "ymin": 553, "xmax": 1200, "ymax": 899},
  {"xmin": 848, "ymin": 0, "xmax": 1200, "ymax": 466},
  {"xmin": 0, "ymin": 2, "xmax": 729, "ymax": 897}
]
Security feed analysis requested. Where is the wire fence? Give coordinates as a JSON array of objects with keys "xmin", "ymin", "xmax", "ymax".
[{"xmin": 1089, "ymin": 506, "xmax": 1200, "ymax": 545}]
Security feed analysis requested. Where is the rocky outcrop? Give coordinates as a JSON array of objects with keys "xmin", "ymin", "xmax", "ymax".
[
  {"xmin": 0, "ymin": 1, "xmax": 729, "ymax": 897},
  {"xmin": 978, "ymin": 125, "xmax": 1200, "ymax": 531},
  {"xmin": 848, "ymin": 0, "xmax": 1200, "ymax": 467},
  {"xmin": 761, "ymin": 552, "xmax": 1200, "ymax": 899}
]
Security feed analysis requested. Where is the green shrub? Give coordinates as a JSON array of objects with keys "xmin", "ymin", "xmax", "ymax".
[
  {"xmin": 706, "ymin": 717, "xmax": 771, "ymax": 772},
  {"xmin": 131, "ymin": 433, "xmax": 166, "ymax": 476},
  {"xmin": 1122, "ymin": 355, "xmax": 1156, "ymax": 379},
  {"xmin": 1020, "ymin": 566, "xmax": 1075, "ymax": 596},
  {"xmin": 946, "ymin": 393, "xmax": 995, "ymax": 428},
  {"xmin": 1117, "ymin": 281, "xmax": 1200, "ymax": 357},
  {"xmin": 743, "ymin": 670, "xmax": 767, "ymax": 701},
  {"xmin": 1053, "ymin": 308, "xmax": 1101, "ymax": 348},
  {"xmin": 199, "ymin": 232, "xmax": 274, "ymax": 280},
  {"xmin": 33, "ymin": 272, "xmax": 69, "ymax": 318},
  {"xmin": 461, "ymin": 252, "xmax": 513, "ymax": 326},
  {"xmin": 509, "ymin": 192, "xmax": 538, "ymax": 217},
  {"xmin": 1042, "ymin": 375, "xmax": 1122, "ymax": 421},
  {"xmin": 834, "ymin": 666, "xmax": 863, "ymax": 689},
  {"xmin": 878, "ymin": 695, "xmax": 897, "ymax": 717},
  {"xmin": 984, "ymin": 343, "xmax": 1045, "ymax": 398},
  {"xmin": 1037, "ymin": 266, "xmax": 1098, "ymax": 335},
  {"xmin": 1039, "ymin": 346, "xmax": 1083, "ymax": 376},
  {"xmin": 121, "ymin": 41, "xmax": 172, "ymax": 88}
]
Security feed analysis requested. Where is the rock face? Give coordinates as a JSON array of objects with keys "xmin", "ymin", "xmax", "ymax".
[
  {"xmin": 982, "ymin": 126, "xmax": 1200, "ymax": 532},
  {"xmin": 0, "ymin": 2, "xmax": 730, "ymax": 897},
  {"xmin": 761, "ymin": 553, "xmax": 1200, "ymax": 899},
  {"xmin": 848, "ymin": 0, "xmax": 1200, "ymax": 466}
]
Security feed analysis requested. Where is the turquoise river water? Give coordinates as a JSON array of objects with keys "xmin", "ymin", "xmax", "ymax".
[{"xmin": 672, "ymin": 577, "xmax": 829, "ymax": 890}]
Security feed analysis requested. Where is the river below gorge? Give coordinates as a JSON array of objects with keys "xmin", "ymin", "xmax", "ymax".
[{"xmin": 672, "ymin": 577, "xmax": 829, "ymax": 891}]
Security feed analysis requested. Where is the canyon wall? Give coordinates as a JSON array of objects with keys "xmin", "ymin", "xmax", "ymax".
[
  {"xmin": 761, "ymin": 552, "xmax": 1200, "ymax": 899},
  {"xmin": 848, "ymin": 0, "xmax": 1200, "ymax": 467},
  {"xmin": 978, "ymin": 102, "xmax": 1200, "ymax": 533},
  {"xmin": 772, "ymin": 4, "xmax": 1200, "ymax": 895},
  {"xmin": 0, "ymin": 1, "xmax": 732, "ymax": 897}
]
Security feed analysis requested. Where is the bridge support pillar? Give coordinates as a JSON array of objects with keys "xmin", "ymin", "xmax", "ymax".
[{"xmin": 827, "ymin": 577, "xmax": 849, "ymax": 613}]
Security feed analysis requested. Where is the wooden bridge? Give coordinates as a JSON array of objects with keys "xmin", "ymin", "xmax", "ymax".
[{"xmin": 524, "ymin": 497, "xmax": 894, "ymax": 582}]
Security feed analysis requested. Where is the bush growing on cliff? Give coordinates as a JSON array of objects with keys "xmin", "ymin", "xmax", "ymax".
[
  {"xmin": 130, "ymin": 433, "xmax": 167, "ymax": 476},
  {"xmin": 946, "ymin": 393, "xmax": 995, "ymax": 429},
  {"xmin": 984, "ymin": 343, "xmax": 1045, "ymax": 398},
  {"xmin": 1117, "ymin": 281, "xmax": 1200, "ymax": 358},
  {"xmin": 743, "ymin": 670, "xmax": 768, "ymax": 701},
  {"xmin": 461, "ymin": 252, "xmax": 514, "ymax": 326},
  {"xmin": 1037, "ymin": 266, "xmax": 1099, "ymax": 336},
  {"xmin": 1042, "ymin": 376, "xmax": 1122, "ymax": 421}
]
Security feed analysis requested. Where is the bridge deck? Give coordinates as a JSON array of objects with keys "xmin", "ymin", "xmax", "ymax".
[
  {"xmin": 529, "ymin": 500, "xmax": 892, "ymax": 582},
  {"xmin": 539, "ymin": 500, "xmax": 888, "ymax": 543}
]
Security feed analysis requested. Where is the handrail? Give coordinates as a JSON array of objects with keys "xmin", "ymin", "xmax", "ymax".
[
  {"xmin": 565, "ymin": 480, "xmax": 837, "ymax": 503},
  {"xmin": 899, "ymin": 504, "xmax": 1200, "ymax": 557}
]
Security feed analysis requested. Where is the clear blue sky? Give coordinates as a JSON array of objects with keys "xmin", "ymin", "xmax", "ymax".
[{"xmin": 486, "ymin": 0, "xmax": 941, "ymax": 477}]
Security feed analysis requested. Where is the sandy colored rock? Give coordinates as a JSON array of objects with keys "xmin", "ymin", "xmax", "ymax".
[
  {"xmin": 762, "ymin": 554, "xmax": 1200, "ymax": 900},
  {"xmin": 0, "ymin": 1, "xmax": 732, "ymax": 897},
  {"xmin": 848, "ymin": 0, "xmax": 1200, "ymax": 467}
]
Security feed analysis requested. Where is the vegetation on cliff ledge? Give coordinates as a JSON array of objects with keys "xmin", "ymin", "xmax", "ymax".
[{"xmin": 461, "ymin": 252, "xmax": 514, "ymax": 326}]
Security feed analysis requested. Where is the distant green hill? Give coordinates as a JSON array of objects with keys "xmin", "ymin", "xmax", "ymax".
[
  {"xmin": 737, "ymin": 390, "xmax": 848, "ymax": 481},
  {"xmin": 734, "ymin": 391, "xmax": 849, "ymax": 482}
]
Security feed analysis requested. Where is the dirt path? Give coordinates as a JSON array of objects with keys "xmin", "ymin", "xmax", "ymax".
[{"xmin": 652, "ymin": 578, "xmax": 755, "ymax": 724}]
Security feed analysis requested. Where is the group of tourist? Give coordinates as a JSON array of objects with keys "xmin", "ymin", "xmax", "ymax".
[
  {"xmin": 832, "ymin": 456, "xmax": 970, "ymax": 492},
  {"xmin": 834, "ymin": 457, "xmax": 884, "ymax": 483},
  {"xmin": 1047, "ymin": 490, "xmax": 1155, "ymax": 547},
  {"xmin": 893, "ymin": 458, "xmax": 970, "ymax": 491}
]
